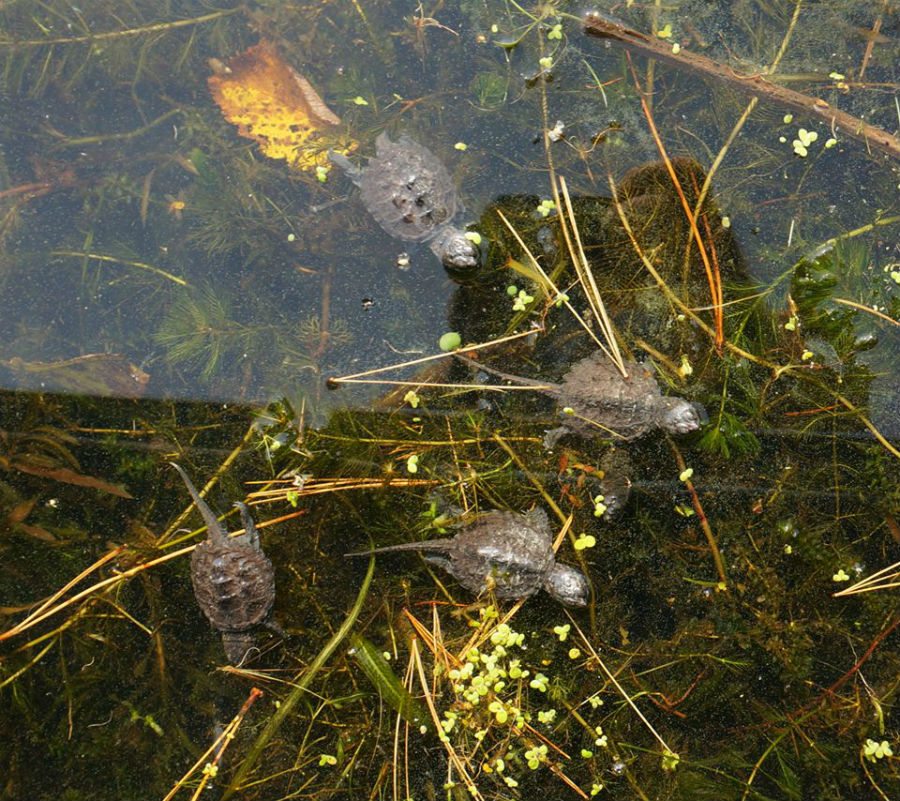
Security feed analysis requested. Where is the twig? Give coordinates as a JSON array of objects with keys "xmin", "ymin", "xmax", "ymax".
[
  {"xmin": 51, "ymin": 250, "xmax": 188, "ymax": 287},
  {"xmin": 583, "ymin": 11, "xmax": 900, "ymax": 161},
  {"xmin": 162, "ymin": 687, "xmax": 264, "ymax": 801},
  {"xmin": 857, "ymin": 3, "xmax": 887, "ymax": 81}
]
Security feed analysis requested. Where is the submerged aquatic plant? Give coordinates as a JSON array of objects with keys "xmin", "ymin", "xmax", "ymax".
[{"xmin": 155, "ymin": 284, "xmax": 265, "ymax": 380}]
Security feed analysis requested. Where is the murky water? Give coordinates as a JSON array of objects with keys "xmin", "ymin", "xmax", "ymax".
[{"xmin": 1, "ymin": 1, "xmax": 898, "ymax": 799}]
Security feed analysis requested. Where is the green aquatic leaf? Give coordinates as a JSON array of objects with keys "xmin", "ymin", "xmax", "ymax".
[{"xmin": 349, "ymin": 634, "xmax": 429, "ymax": 730}]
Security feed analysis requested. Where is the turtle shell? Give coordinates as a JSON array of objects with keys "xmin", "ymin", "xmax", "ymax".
[
  {"xmin": 445, "ymin": 510, "xmax": 555, "ymax": 599},
  {"xmin": 356, "ymin": 132, "xmax": 459, "ymax": 242},
  {"xmin": 557, "ymin": 353, "xmax": 665, "ymax": 440},
  {"xmin": 190, "ymin": 539, "xmax": 275, "ymax": 634}
]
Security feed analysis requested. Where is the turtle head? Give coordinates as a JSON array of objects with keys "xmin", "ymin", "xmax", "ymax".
[
  {"xmin": 658, "ymin": 397, "xmax": 707, "ymax": 435},
  {"xmin": 544, "ymin": 563, "xmax": 590, "ymax": 607},
  {"xmin": 431, "ymin": 228, "xmax": 478, "ymax": 271}
]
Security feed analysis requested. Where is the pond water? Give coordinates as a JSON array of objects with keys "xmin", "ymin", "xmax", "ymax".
[{"xmin": 0, "ymin": 1, "xmax": 898, "ymax": 799}]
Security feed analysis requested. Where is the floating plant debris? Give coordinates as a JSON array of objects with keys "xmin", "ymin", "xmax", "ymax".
[{"xmin": 1, "ymin": 353, "xmax": 150, "ymax": 398}]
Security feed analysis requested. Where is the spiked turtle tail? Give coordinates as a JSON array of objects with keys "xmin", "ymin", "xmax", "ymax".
[
  {"xmin": 170, "ymin": 463, "xmax": 228, "ymax": 544},
  {"xmin": 344, "ymin": 540, "xmax": 453, "ymax": 558}
]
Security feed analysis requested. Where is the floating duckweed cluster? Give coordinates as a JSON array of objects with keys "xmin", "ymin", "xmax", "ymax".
[{"xmin": 430, "ymin": 607, "xmax": 613, "ymax": 793}]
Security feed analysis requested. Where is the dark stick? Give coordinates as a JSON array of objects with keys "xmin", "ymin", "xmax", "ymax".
[{"xmin": 583, "ymin": 11, "xmax": 900, "ymax": 161}]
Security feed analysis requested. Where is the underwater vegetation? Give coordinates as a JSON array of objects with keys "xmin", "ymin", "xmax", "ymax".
[{"xmin": 0, "ymin": 1, "xmax": 898, "ymax": 800}]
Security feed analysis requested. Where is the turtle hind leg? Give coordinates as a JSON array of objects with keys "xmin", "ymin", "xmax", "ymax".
[
  {"xmin": 422, "ymin": 553, "xmax": 453, "ymax": 573},
  {"xmin": 234, "ymin": 502, "xmax": 260, "ymax": 549}
]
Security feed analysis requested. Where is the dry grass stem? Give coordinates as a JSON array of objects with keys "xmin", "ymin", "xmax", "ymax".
[
  {"xmin": 557, "ymin": 176, "xmax": 627, "ymax": 376},
  {"xmin": 629, "ymin": 73, "xmax": 724, "ymax": 350},
  {"xmin": 668, "ymin": 440, "xmax": 727, "ymax": 587},
  {"xmin": 410, "ymin": 637, "xmax": 483, "ymax": 800},
  {"xmin": 247, "ymin": 477, "xmax": 439, "ymax": 505},
  {"xmin": 496, "ymin": 209, "xmax": 609, "ymax": 358},
  {"xmin": 833, "ymin": 560, "xmax": 900, "ymax": 597},
  {"xmin": 324, "ymin": 378, "xmax": 554, "ymax": 390},
  {"xmin": 162, "ymin": 687, "xmax": 263, "ymax": 801},
  {"xmin": 327, "ymin": 329, "xmax": 543, "ymax": 384},
  {"xmin": 569, "ymin": 618, "xmax": 674, "ymax": 755},
  {"xmin": 832, "ymin": 298, "xmax": 899, "ymax": 327},
  {"xmin": 1, "ymin": 545, "xmax": 192, "ymax": 643}
]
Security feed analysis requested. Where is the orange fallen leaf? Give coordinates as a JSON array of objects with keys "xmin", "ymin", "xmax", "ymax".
[{"xmin": 208, "ymin": 41, "xmax": 356, "ymax": 172}]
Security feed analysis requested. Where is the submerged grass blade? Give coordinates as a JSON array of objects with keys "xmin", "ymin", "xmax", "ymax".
[
  {"xmin": 51, "ymin": 249, "xmax": 189, "ymax": 286},
  {"xmin": 223, "ymin": 556, "xmax": 375, "ymax": 799}
]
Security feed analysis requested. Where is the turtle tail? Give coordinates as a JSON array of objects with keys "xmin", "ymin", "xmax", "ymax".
[
  {"xmin": 221, "ymin": 631, "xmax": 257, "ymax": 666},
  {"xmin": 345, "ymin": 540, "xmax": 453, "ymax": 558},
  {"xmin": 170, "ymin": 463, "xmax": 228, "ymax": 544}
]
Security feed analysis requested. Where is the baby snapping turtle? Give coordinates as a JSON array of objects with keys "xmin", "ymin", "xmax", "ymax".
[
  {"xmin": 329, "ymin": 131, "xmax": 478, "ymax": 270},
  {"xmin": 172, "ymin": 463, "xmax": 275, "ymax": 664},
  {"xmin": 553, "ymin": 352, "xmax": 705, "ymax": 440},
  {"xmin": 347, "ymin": 508, "xmax": 589, "ymax": 606},
  {"xmin": 461, "ymin": 352, "xmax": 704, "ymax": 442}
]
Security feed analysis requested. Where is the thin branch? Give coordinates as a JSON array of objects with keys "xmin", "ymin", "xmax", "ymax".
[{"xmin": 583, "ymin": 11, "xmax": 900, "ymax": 160}]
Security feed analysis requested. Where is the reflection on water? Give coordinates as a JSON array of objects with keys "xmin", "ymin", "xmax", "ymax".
[{"xmin": 1, "ymin": 1, "xmax": 898, "ymax": 800}]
